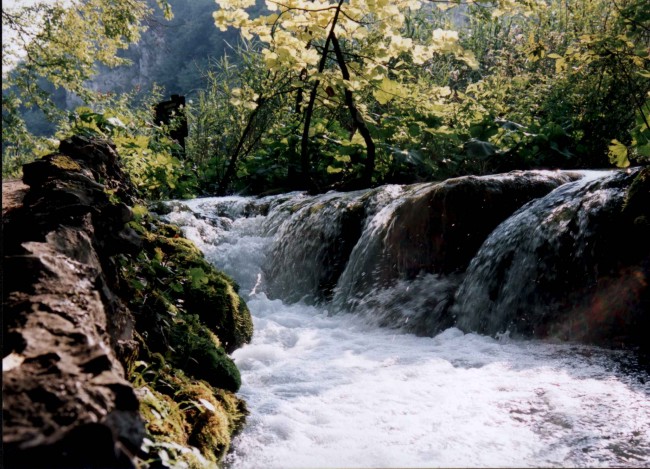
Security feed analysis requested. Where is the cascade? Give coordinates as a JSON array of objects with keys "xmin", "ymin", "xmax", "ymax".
[
  {"xmin": 161, "ymin": 169, "xmax": 649, "ymax": 468},
  {"xmin": 452, "ymin": 169, "xmax": 649, "ymax": 343}
]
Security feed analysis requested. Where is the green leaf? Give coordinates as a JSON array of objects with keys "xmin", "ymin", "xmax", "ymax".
[
  {"xmin": 132, "ymin": 204, "xmax": 148, "ymax": 220},
  {"xmin": 327, "ymin": 165, "xmax": 344, "ymax": 174},
  {"xmin": 608, "ymin": 139, "xmax": 630, "ymax": 168},
  {"xmin": 373, "ymin": 77, "xmax": 402, "ymax": 105},
  {"xmin": 188, "ymin": 267, "xmax": 209, "ymax": 288}
]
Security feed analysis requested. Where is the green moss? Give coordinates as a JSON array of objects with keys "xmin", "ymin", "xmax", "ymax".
[
  {"xmin": 155, "ymin": 221, "xmax": 184, "ymax": 238},
  {"xmin": 133, "ymin": 220, "xmax": 254, "ymax": 352},
  {"xmin": 310, "ymin": 202, "xmax": 325, "ymax": 214},
  {"xmin": 138, "ymin": 386, "xmax": 188, "ymax": 443},
  {"xmin": 166, "ymin": 314, "xmax": 241, "ymax": 392},
  {"xmin": 50, "ymin": 154, "xmax": 82, "ymax": 171},
  {"xmin": 117, "ymin": 213, "xmax": 253, "ymax": 466},
  {"xmin": 133, "ymin": 363, "xmax": 248, "ymax": 466},
  {"xmin": 176, "ymin": 382, "xmax": 232, "ymax": 461},
  {"xmin": 184, "ymin": 265, "xmax": 253, "ymax": 353}
]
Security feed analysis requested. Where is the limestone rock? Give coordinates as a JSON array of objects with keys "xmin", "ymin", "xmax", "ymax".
[{"xmin": 3, "ymin": 138, "xmax": 142, "ymax": 468}]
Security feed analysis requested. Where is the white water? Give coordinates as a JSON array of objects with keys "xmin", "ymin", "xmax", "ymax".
[{"xmin": 164, "ymin": 194, "xmax": 650, "ymax": 468}]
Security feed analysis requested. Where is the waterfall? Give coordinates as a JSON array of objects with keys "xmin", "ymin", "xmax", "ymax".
[
  {"xmin": 452, "ymin": 169, "xmax": 648, "ymax": 343},
  {"xmin": 161, "ymin": 169, "xmax": 649, "ymax": 468}
]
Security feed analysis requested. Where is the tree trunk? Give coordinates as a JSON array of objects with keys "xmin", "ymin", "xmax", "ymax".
[
  {"xmin": 218, "ymin": 100, "xmax": 263, "ymax": 195},
  {"xmin": 330, "ymin": 33, "xmax": 376, "ymax": 187},
  {"xmin": 299, "ymin": 0, "xmax": 347, "ymax": 191}
]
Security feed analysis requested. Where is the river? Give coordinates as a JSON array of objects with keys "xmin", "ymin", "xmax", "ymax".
[{"xmin": 164, "ymin": 180, "xmax": 649, "ymax": 468}]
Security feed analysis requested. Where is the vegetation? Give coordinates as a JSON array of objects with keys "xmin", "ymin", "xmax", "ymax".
[
  {"xmin": 208, "ymin": 0, "xmax": 649, "ymax": 193},
  {"xmin": 119, "ymin": 208, "xmax": 252, "ymax": 466},
  {"xmin": 2, "ymin": 0, "xmax": 172, "ymax": 172},
  {"xmin": 3, "ymin": 0, "xmax": 649, "ymax": 196}
]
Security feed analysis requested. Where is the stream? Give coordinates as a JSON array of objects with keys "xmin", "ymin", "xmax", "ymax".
[{"xmin": 163, "ymin": 176, "xmax": 650, "ymax": 468}]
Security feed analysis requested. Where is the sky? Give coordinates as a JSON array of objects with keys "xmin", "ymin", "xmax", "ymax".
[{"xmin": 2, "ymin": 0, "xmax": 71, "ymax": 71}]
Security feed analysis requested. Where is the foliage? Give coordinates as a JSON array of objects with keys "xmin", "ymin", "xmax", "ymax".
[
  {"xmin": 455, "ymin": 0, "xmax": 650, "ymax": 170},
  {"xmin": 185, "ymin": 40, "xmax": 293, "ymax": 194},
  {"xmin": 2, "ymin": 0, "xmax": 171, "ymax": 98},
  {"xmin": 119, "ymin": 212, "xmax": 251, "ymax": 466},
  {"xmin": 212, "ymin": 0, "xmax": 479, "ymax": 190},
  {"xmin": 3, "ymin": 0, "xmax": 649, "ymax": 195},
  {"xmin": 208, "ymin": 0, "xmax": 647, "ymax": 193},
  {"xmin": 53, "ymin": 88, "xmax": 200, "ymax": 199},
  {"xmin": 2, "ymin": 0, "xmax": 172, "ymax": 176}
]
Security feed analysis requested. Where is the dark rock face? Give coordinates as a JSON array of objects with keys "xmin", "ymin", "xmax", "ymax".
[
  {"xmin": 452, "ymin": 168, "xmax": 650, "ymax": 350},
  {"xmin": 384, "ymin": 170, "xmax": 581, "ymax": 278},
  {"xmin": 3, "ymin": 138, "xmax": 142, "ymax": 468}
]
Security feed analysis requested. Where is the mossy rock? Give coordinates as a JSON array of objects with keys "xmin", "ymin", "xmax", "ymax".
[
  {"xmin": 175, "ymin": 381, "xmax": 246, "ymax": 462},
  {"xmin": 117, "ymin": 213, "xmax": 252, "ymax": 467},
  {"xmin": 166, "ymin": 314, "xmax": 241, "ymax": 392},
  {"xmin": 50, "ymin": 154, "xmax": 83, "ymax": 171},
  {"xmin": 130, "ymin": 218, "xmax": 253, "ymax": 349},
  {"xmin": 183, "ymin": 264, "xmax": 253, "ymax": 353},
  {"xmin": 136, "ymin": 366, "xmax": 246, "ymax": 466},
  {"xmin": 139, "ymin": 222, "xmax": 253, "ymax": 352},
  {"xmin": 138, "ymin": 386, "xmax": 188, "ymax": 442}
]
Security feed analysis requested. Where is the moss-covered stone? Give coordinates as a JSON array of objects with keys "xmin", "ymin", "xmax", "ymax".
[
  {"xmin": 49, "ymin": 154, "xmax": 82, "ymax": 171},
  {"xmin": 134, "ymin": 363, "xmax": 247, "ymax": 467},
  {"xmin": 4, "ymin": 135, "xmax": 248, "ymax": 468},
  {"xmin": 133, "ymin": 220, "xmax": 254, "ymax": 353},
  {"xmin": 176, "ymin": 381, "xmax": 244, "ymax": 461},
  {"xmin": 166, "ymin": 314, "xmax": 241, "ymax": 392},
  {"xmin": 117, "ymin": 212, "xmax": 252, "ymax": 466},
  {"xmin": 183, "ymin": 265, "xmax": 253, "ymax": 353}
]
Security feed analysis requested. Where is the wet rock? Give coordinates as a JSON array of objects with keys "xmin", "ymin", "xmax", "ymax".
[
  {"xmin": 264, "ymin": 190, "xmax": 366, "ymax": 303},
  {"xmin": 452, "ymin": 168, "xmax": 650, "ymax": 350},
  {"xmin": 334, "ymin": 171, "xmax": 579, "ymax": 317},
  {"xmin": 3, "ymin": 138, "xmax": 143, "ymax": 468},
  {"xmin": 384, "ymin": 170, "xmax": 580, "ymax": 278}
]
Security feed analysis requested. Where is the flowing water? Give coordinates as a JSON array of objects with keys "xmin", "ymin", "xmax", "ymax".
[{"xmin": 163, "ymin": 176, "xmax": 650, "ymax": 468}]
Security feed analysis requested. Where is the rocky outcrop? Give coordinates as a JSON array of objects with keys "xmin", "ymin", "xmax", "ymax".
[
  {"xmin": 384, "ymin": 170, "xmax": 582, "ymax": 277},
  {"xmin": 3, "ymin": 142, "xmax": 142, "ymax": 468},
  {"xmin": 261, "ymin": 171, "xmax": 580, "ymax": 309},
  {"xmin": 334, "ymin": 171, "xmax": 581, "ymax": 311},
  {"xmin": 452, "ymin": 168, "xmax": 650, "ymax": 350},
  {"xmin": 2, "ymin": 136, "xmax": 251, "ymax": 468}
]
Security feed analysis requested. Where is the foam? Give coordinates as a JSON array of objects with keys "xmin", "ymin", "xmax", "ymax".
[{"xmin": 163, "ymin": 195, "xmax": 650, "ymax": 468}]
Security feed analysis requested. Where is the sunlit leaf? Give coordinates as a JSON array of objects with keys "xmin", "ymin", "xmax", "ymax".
[{"xmin": 608, "ymin": 139, "xmax": 630, "ymax": 168}]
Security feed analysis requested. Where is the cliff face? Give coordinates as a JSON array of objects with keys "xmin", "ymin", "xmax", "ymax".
[{"xmin": 2, "ymin": 136, "xmax": 251, "ymax": 468}]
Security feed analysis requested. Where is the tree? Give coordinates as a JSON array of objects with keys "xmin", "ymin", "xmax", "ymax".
[
  {"xmin": 2, "ymin": 0, "xmax": 172, "ymax": 171},
  {"xmin": 213, "ymin": 0, "xmax": 476, "ymax": 189}
]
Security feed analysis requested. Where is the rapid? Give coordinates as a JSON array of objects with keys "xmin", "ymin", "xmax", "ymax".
[{"xmin": 163, "ymin": 173, "xmax": 650, "ymax": 468}]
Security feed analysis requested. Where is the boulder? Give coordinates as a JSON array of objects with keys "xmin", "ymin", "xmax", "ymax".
[
  {"xmin": 3, "ymin": 139, "xmax": 143, "ymax": 468},
  {"xmin": 452, "ymin": 168, "xmax": 650, "ymax": 350},
  {"xmin": 384, "ymin": 170, "xmax": 581, "ymax": 278}
]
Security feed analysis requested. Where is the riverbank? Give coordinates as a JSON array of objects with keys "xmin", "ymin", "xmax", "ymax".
[{"xmin": 2, "ymin": 136, "xmax": 251, "ymax": 468}]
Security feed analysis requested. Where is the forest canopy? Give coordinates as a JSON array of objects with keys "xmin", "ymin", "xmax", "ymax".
[{"xmin": 2, "ymin": 0, "xmax": 649, "ymax": 198}]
